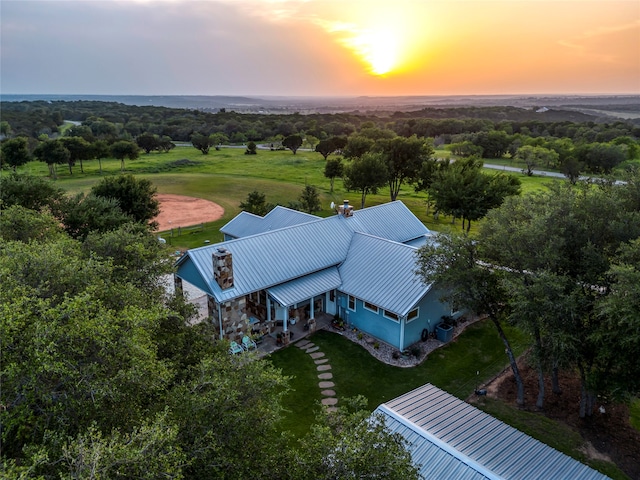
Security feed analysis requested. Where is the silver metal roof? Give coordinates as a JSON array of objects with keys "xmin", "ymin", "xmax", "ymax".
[
  {"xmin": 177, "ymin": 201, "xmax": 433, "ymax": 308},
  {"xmin": 268, "ymin": 267, "xmax": 341, "ymax": 307},
  {"xmin": 220, "ymin": 206, "xmax": 319, "ymax": 238},
  {"xmin": 375, "ymin": 384, "xmax": 611, "ymax": 480},
  {"xmin": 339, "ymin": 233, "xmax": 430, "ymax": 316}
]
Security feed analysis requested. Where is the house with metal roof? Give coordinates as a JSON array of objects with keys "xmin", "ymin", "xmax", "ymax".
[
  {"xmin": 374, "ymin": 384, "xmax": 610, "ymax": 480},
  {"xmin": 174, "ymin": 200, "xmax": 455, "ymax": 350}
]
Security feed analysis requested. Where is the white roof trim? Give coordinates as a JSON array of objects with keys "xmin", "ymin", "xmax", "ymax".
[{"xmin": 376, "ymin": 404, "xmax": 503, "ymax": 480}]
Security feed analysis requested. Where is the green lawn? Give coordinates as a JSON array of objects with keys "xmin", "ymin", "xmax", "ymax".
[
  {"xmin": 269, "ymin": 319, "xmax": 529, "ymax": 437},
  {"xmin": 16, "ymin": 145, "xmax": 558, "ymax": 248}
]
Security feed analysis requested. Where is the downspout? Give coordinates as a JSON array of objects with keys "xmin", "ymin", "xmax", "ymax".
[{"xmin": 400, "ymin": 315, "xmax": 406, "ymax": 350}]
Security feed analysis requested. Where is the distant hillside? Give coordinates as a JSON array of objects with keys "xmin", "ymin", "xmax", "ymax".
[{"xmin": 2, "ymin": 94, "xmax": 638, "ymax": 121}]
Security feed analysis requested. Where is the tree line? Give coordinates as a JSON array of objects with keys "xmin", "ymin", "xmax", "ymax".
[{"xmin": 0, "ymin": 173, "xmax": 419, "ymax": 479}]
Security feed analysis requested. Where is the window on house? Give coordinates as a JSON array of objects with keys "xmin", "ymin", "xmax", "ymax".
[
  {"xmin": 329, "ymin": 290, "xmax": 335, "ymax": 302},
  {"xmin": 348, "ymin": 295, "xmax": 355, "ymax": 311},
  {"xmin": 407, "ymin": 308, "xmax": 419, "ymax": 323},
  {"xmin": 383, "ymin": 310, "xmax": 399, "ymax": 322},
  {"xmin": 363, "ymin": 301, "xmax": 378, "ymax": 313}
]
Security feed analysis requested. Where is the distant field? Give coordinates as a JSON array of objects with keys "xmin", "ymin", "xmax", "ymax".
[{"xmin": 17, "ymin": 145, "xmax": 561, "ymax": 247}]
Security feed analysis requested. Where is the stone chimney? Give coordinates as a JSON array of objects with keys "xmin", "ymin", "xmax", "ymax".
[
  {"xmin": 213, "ymin": 247, "xmax": 234, "ymax": 289},
  {"xmin": 338, "ymin": 199, "xmax": 353, "ymax": 218}
]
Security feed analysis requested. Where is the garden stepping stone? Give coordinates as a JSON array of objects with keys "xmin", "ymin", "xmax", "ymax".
[
  {"xmin": 318, "ymin": 372, "xmax": 333, "ymax": 380},
  {"xmin": 309, "ymin": 352, "xmax": 325, "ymax": 359},
  {"xmin": 296, "ymin": 340, "xmax": 311, "ymax": 349},
  {"xmin": 318, "ymin": 381, "xmax": 334, "ymax": 389},
  {"xmin": 321, "ymin": 397, "xmax": 338, "ymax": 406},
  {"xmin": 326, "ymin": 407, "xmax": 338, "ymax": 413},
  {"xmin": 317, "ymin": 364, "xmax": 332, "ymax": 371},
  {"xmin": 314, "ymin": 358, "xmax": 329, "ymax": 365},
  {"xmin": 305, "ymin": 346, "xmax": 320, "ymax": 353},
  {"xmin": 320, "ymin": 389, "xmax": 336, "ymax": 396}
]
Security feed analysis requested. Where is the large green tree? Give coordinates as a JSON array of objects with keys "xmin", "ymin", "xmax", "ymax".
[
  {"xmin": 0, "ymin": 137, "xmax": 31, "ymax": 171},
  {"xmin": 323, "ymin": 157, "xmax": 344, "ymax": 193},
  {"xmin": 59, "ymin": 136, "xmax": 94, "ymax": 174},
  {"xmin": 283, "ymin": 134, "xmax": 303, "ymax": 154},
  {"xmin": 0, "ymin": 172, "xmax": 64, "ymax": 211},
  {"xmin": 239, "ymin": 190, "xmax": 270, "ymax": 216},
  {"xmin": 33, "ymin": 138, "xmax": 70, "ymax": 179},
  {"xmin": 91, "ymin": 174, "xmax": 160, "ymax": 227},
  {"xmin": 299, "ymin": 185, "xmax": 321, "ymax": 214},
  {"xmin": 376, "ymin": 135, "xmax": 434, "ymax": 201},
  {"xmin": 343, "ymin": 152, "xmax": 388, "ymax": 209},
  {"xmin": 475, "ymin": 180, "xmax": 640, "ymax": 415},
  {"xmin": 110, "ymin": 140, "xmax": 140, "ymax": 171},
  {"xmin": 416, "ymin": 233, "xmax": 526, "ymax": 406}
]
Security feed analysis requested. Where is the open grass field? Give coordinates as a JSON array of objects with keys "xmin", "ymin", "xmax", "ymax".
[{"xmin": 16, "ymin": 145, "xmax": 560, "ymax": 248}]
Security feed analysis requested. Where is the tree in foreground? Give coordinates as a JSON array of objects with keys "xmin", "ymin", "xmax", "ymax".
[
  {"xmin": 416, "ymin": 233, "xmax": 526, "ymax": 406},
  {"xmin": 293, "ymin": 396, "xmax": 420, "ymax": 480},
  {"xmin": 245, "ymin": 140, "xmax": 258, "ymax": 155},
  {"xmin": 91, "ymin": 174, "xmax": 159, "ymax": 227},
  {"xmin": 478, "ymin": 181, "xmax": 640, "ymax": 415},
  {"xmin": 343, "ymin": 152, "xmax": 388, "ymax": 209},
  {"xmin": 0, "ymin": 172, "xmax": 64, "ymax": 211}
]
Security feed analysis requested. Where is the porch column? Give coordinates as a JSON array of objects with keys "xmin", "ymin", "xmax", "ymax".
[
  {"xmin": 173, "ymin": 274, "xmax": 183, "ymax": 297},
  {"xmin": 283, "ymin": 308, "xmax": 289, "ymax": 332},
  {"xmin": 267, "ymin": 297, "xmax": 272, "ymax": 322},
  {"xmin": 310, "ymin": 296, "xmax": 315, "ymax": 320}
]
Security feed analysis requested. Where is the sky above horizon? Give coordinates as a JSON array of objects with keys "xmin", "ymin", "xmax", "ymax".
[{"xmin": 1, "ymin": 0, "xmax": 639, "ymax": 97}]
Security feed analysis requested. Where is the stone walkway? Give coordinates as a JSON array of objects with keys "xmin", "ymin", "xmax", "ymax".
[{"xmin": 295, "ymin": 339, "xmax": 338, "ymax": 412}]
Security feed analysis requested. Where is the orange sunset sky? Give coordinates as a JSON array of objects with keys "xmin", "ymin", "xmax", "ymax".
[{"xmin": 1, "ymin": 0, "xmax": 639, "ymax": 96}]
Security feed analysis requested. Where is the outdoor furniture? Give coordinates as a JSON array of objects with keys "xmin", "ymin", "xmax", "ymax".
[
  {"xmin": 242, "ymin": 335, "xmax": 257, "ymax": 351},
  {"xmin": 229, "ymin": 341, "xmax": 244, "ymax": 355}
]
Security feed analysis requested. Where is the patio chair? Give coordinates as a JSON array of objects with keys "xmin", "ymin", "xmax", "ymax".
[
  {"xmin": 229, "ymin": 340, "xmax": 244, "ymax": 355},
  {"xmin": 242, "ymin": 335, "xmax": 257, "ymax": 351}
]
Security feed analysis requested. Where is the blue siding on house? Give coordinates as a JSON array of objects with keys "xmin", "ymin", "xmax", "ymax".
[
  {"xmin": 341, "ymin": 295, "xmax": 401, "ymax": 348},
  {"xmin": 402, "ymin": 289, "xmax": 454, "ymax": 350}
]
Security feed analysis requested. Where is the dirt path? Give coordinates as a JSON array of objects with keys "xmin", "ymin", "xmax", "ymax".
[{"xmin": 153, "ymin": 194, "xmax": 224, "ymax": 231}]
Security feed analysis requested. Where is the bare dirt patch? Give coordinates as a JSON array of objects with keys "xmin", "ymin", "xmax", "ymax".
[
  {"xmin": 476, "ymin": 362, "xmax": 640, "ymax": 478},
  {"xmin": 154, "ymin": 194, "xmax": 224, "ymax": 232}
]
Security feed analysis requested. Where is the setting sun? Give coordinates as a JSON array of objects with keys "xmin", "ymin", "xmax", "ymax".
[{"xmin": 348, "ymin": 29, "xmax": 399, "ymax": 75}]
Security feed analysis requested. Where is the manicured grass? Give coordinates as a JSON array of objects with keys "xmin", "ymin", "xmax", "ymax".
[
  {"xmin": 269, "ymin": 319, "xmax": 529, "ymax": 437},
  {"xmin": 18, "ymin": 145, "xmax": 560, "ymax": 247}
]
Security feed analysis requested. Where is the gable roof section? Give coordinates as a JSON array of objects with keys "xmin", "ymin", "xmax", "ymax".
[
  {"xmin": 268, "ymin": 267, "xmax": 342, "ymax": 307},
  {"xmin": 342, "ymin": 201, "xmax": 430, "ymax": 244},
  {"xmin": 375, "ymin": 384, "xmax": 610, "ymax": 480},
  {"xmin": 339, "ymin": 233, "xmax": 430, "ymax": 316},
  {"xmin": 220, "ymin": 206, "xmax": 319, "ymax": 239},
  {"xmin": 179, "ymin": 215, "xmax": 354, "ymax": 302},
  {"xmin": 177, "ymin": 201, "xmax": 433, "ymax": 304}
]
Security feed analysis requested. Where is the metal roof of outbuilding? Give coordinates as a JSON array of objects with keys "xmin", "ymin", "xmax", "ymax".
[{"xmin": 374, "ymin": 384, "xmax": 611, "ymax": 480}]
